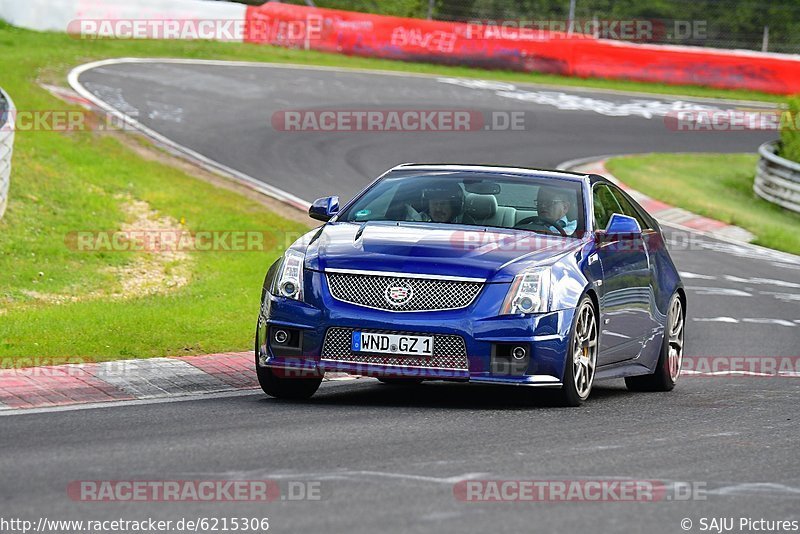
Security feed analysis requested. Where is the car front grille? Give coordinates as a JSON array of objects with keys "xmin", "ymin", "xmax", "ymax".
[
  {"xmin": 321, "ymin": 327, "xmax": 469, "ymax": 370},
  {"xmin": 326, "ymin": 271, "xmax": 482, "ymax": 312}
]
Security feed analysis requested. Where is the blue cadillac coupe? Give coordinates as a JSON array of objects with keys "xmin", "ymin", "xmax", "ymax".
[{"xmin": 255, "ymin": 164, "xmax": 686, "ymax": 406}]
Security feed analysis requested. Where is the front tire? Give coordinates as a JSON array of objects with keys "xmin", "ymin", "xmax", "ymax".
[
  {"xmin": 377, "ymin": 377, "xmax": 424, "ymax": 386},
  {"xmin": 625, "ymin": 293, "xmax": 684, "ymax": 392},
  {"xmin": 553, "ymin": 295, "xmax": 598, "ymax": 407},
  {"xmin": 256, "ymin": 365, "xmax": 322, "ymax": 400},
  {"xmin": 255, "ymin": 322, "xmax": 322, "ymax": 400}
]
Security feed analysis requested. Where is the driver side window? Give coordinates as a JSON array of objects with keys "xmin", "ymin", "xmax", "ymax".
[{"xmin": 592, "ymin": 184, "xmax": 623, "ymax": 230}]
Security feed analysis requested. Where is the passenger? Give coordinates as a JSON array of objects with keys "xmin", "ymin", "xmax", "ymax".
[{"xmin": 421, "ymin": 182, "xmax": 467, "ymax": 223}]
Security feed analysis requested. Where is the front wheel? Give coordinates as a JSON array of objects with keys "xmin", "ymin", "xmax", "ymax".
[
  {"xmin": 625, "ymin": 293, "xmax": 684, "ymax": 392},
  {"xmin": 553, "ymin": 295, "xmax": 598, "ymax": 407},
  {"xmin": 257, "ymin": 365, "xmax": 322, "ymax": 400},
  {"xmin": 255, "ymin": 323, "xmax": 322, "ymax": 400}
]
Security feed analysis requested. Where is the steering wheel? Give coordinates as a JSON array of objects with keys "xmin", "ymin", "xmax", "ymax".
[{"xmin": 513, "ymin": 215, "xmax": 567, "ymax": 237}]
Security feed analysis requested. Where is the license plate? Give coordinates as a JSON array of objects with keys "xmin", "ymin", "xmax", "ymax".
[{"xmin": 352, "ymin": 332, "xmax": 434, "ymax": 356}]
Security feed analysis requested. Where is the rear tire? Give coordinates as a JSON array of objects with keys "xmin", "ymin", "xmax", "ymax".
[
  {"xmin": 553, "ymin": 295, "xmax": 598, "ymax": 407},
  {"xmin": 625, "ymin": 293, "xmax": 684, "ymax": 392}
]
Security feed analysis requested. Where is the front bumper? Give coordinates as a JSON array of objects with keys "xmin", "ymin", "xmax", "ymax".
[{"xmin": 257, "ymin": 270, "xmax": 575, "ymax": 387}]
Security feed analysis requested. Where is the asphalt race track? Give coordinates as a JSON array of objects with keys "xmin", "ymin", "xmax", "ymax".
[
  {"xmin": 2, "ymin": 61, "xmax": 798, "ymax": 533},
  {"xmin": 76, "ymin": 60, "xmax": 778, "ymax": 203}
]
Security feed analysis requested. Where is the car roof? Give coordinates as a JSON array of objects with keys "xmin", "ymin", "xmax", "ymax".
[{"xmin": 392, "ymin": 163, "xmax": 599, "ymax": 184}]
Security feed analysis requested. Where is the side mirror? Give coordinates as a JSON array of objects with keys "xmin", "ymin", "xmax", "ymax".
[
  {"xmin": 308, "ymin": 196, "xmax": 339, "ymax": 222},
  {"xmin": 604, "ymin": 213, "xmax": 642, "ymax": 236}
]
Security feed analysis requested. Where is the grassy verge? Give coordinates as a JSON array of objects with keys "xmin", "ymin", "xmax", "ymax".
[
  {"xmin": 0, "ymin": 25, "xmax": 315, "ymax": 365},
  {"xmin": 779, "ymin": 95, "xmax": 800, "ymax": 162},
  {"xmin": 0, "ymin": 22, "xmax": 791, "ymax": 365},
  {"xmin": 606, "ymin": 153, "xmax": 800, "ymax": 255}
]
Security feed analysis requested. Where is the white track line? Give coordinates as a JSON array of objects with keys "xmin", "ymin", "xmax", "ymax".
[
  {"xmin": 0, "ymin": 378, "xmax": 366, "ymax": 417},
  {"xmin": 71, "ymin": 57, "xmax": 782, "ymax": 107},
  {"xmin": 68, "ymin": 59, "xmax": 311, "ymax": 210},
  {"xmin": 0, "ymin": 389, "xmax": 261, "ymax": 417}
]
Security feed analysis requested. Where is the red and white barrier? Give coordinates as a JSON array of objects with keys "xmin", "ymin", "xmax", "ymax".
[{"xmin": 244, "ymin": 3, "xmax": 800, "ymax": 95}]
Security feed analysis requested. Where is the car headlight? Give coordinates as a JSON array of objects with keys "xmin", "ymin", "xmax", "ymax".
[
  {"xmin": 500, "ymin": 267, "xmax": 552, "ymax": 315},
  {"xmin": 274, "ymin": 249, "xmax": 305, "ymax": 301}
]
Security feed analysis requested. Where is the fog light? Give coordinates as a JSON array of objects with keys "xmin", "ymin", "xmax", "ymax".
[
  {"xmin": 512, "ymin": 346, "xmax": 527, "ymax": 360},
  {"xmin": 274, "ymin": 329, "xmax": 289, "ymax": 344}
]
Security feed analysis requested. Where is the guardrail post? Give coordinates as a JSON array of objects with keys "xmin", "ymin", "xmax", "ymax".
[
  {"xmin": 0, "ymin": 88, "xmax": 15, "ymax": 221},
  {"xmin": 754, "ymin": 140, "xmax": 800, "ymax": 213}
]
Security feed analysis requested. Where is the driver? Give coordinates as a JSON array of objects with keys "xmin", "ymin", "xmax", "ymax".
[
  {"xmin": 420, "ymin": 181, "xmax": 466, "ymax": 223},
  {"xmin": 536, "ymin": 186, "xmax": 577, "ymax": 236}
]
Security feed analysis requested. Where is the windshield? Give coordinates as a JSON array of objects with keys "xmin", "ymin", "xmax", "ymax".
[{"xmin": 337, "ymin": 170, "xmax": 586, "ymax": 237}]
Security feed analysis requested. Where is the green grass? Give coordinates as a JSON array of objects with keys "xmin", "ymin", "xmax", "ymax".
[
  {"xmin": 0, "ymin": 25, "xmax": 315, "ymax": 365},
  {"xmin": 606, "ymin": 153, "xmax": 800, "ymax": 255},
  {"xmin": 779, "ymin": 95, "xmax": 800, "ymax": 162},
  {"xmin": 0, "ymin": 22, "xmax": 792, "ymax": 365}
]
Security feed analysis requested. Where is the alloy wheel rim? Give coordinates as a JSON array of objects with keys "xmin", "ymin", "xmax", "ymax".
[
  {"xmin": 573, "ymin": 302, "xmax": 598, "ymax": 399},
  {"xmin": 668, "ymin": 298, "xmax": 684, "ymax": 381}
]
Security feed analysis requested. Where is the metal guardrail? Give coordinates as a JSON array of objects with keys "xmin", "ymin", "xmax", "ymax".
[
  {"xmin": 754, "ymin": 141, "xmax": 800, "ymax": 214},
  {"xmin": 0, "ymin": 88, "xmax": 15, "ymax": 220}
]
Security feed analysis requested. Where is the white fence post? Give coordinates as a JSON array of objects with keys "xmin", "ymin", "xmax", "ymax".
[{"xmin": 0, "ymin": 88, "xmax": 15, "ymax": 221}]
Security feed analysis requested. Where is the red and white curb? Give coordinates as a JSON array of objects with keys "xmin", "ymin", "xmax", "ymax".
[
  {"xmin": 0, "ymin": 353, "xmax": 357, "ymax": 412},
  {"xmin": 563, "ymin": 157, "xmax": 755, "ymax": 243}
]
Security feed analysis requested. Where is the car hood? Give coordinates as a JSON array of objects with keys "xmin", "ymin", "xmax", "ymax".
[{"xmin": 304, "ymin": 221, "xmax": 585, "ymax": 282}]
